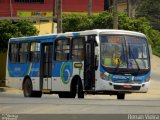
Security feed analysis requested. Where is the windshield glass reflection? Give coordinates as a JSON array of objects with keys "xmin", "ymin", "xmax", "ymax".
[{"xmin": 100, "ymin": 35, "xmax": 149, "ymax": 70}]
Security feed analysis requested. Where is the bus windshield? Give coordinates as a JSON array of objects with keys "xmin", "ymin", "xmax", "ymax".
[{"xmin": 100, "ymin": 35, "xmax": 150, "ymax": 74}]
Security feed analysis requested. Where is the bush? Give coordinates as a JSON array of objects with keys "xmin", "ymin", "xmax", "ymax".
[
  {"xmin": 62, "ymin": 12, "xmax": 160, "ymax": 55},
  {"xmin": 0, "ymin": 20, "xmax": 38, "ymax": 52}
]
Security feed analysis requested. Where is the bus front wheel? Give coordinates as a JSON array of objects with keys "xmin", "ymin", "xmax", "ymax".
[
  {"xmin": 23, "ymin": 78, "xmax": 42, "ymax": 98},
  {"xmin": 117, "ymin": 93, "xmax": 125, "ymax": 100}
]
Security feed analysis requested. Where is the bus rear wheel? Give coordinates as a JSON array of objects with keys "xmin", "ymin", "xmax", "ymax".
[
  {"xmin": 58, "ymin": 79, "xmax": 84, "ymax": 98},
  {"xmin": 72, "ymin": 79, "xmax": 84, "ymax": 98},
  {"xmin": 23, "ymin": 78, "xmax": 42, "ymax": 98},
  {"xmin": 77, "ymin": 80, "xmax": 84, "ymax": 98},
  {"xmin": 117, "ymin": 93, "xmax": 125, "ymax": 100}
]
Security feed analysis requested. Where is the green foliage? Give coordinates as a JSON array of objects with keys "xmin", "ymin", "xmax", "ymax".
[
  {"xmin": 136, "ymin": 0, "xmax": 160, "ymax": 31},
  {"xmin": 135, "ymin": 0, "xmax": 160, "ymax": 54},
  {"xmin": 91, "ymin": 12, "xmax": 113, "ymax": 29},
  {"xmin": 63, "ymin": 14, "xmax": 94, "ymax": 32},
  {"xmin": 62, "ymin": 11, "xmax": 113, "ymax": 32},
  {"xmin": 0, "ymin": 20, "xmax": 38, "ymax": 52},
  {"xmin": 118, "ymin": 13, "xmax": 160, "ymax": 48},
  {"xmin": 15, "ymin": 20, "xmax": 38, "ymax": 36},
  {"xmin": 153, "ymin": 48, "xmax": 160, "ymax": 57},
  {"xmin": 62, "ymin": 12, "xmax": 160, "ymax": 55}
]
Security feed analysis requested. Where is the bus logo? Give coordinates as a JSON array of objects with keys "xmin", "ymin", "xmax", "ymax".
[{"xmin": 60, "ymin": 62, "xmax": 73, "ymax": 84}]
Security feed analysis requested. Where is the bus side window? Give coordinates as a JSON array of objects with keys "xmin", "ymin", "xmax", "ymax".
[
  {"xmin": 9, "ymin": 43, "xmax": 19, "ymax": 63},
  {"xmin": 55, "ymin": 38, "xmax": 71, "ymax": 61},
  {"xmin": 71, "ymin": 37, "xmax": 84, "ymax": 61},
  {"xmin": 30, "ymin": 42, "xmax": 40, "ymax": 63},
  {"xmin": 19, "ymin": 43, "xmax": 29, "ymax": 63}
]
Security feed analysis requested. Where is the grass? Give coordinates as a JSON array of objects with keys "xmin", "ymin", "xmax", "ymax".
[{"xmin": 153, "ymin": 49, "xmax": 160, "ymax": 57}]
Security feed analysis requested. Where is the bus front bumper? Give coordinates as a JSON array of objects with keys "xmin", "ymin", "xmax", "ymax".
[{"xmin": 96, "ymin": 79, "xmax": 150, "ymax": 93}]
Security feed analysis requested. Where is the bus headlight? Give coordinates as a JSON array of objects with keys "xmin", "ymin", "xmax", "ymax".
[
  {"xmin": 145, "ymin": 76, "xmax": 150, "ymax": 82},
  {"xmin": 100, "ymin": 72, "xmax": 110, "ymax": 81}
]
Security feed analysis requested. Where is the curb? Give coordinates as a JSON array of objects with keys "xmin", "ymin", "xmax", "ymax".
[
  {"xmin": 0, "ymin": 87, "xmax": 6, "ymax": 92},
  {"xmin": 0, "ymin": 87, "xmax": 22, "ymax": 94}
]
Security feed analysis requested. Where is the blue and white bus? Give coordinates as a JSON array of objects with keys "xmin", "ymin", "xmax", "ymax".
[{"xmin": 6, "ymin": 29, "xmax": 151, "ymax": 99}]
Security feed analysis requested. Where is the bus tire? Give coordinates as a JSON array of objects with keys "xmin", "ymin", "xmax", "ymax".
[
  {"xmin": 58, "ymin": 92, "xmax": 65, "ymax": 98},
  {"xmin": 77, "ymin": 80, "xmax": 84, "ymax": 98},
  {"xmin": 58, "ymin": 92, "xmax": 74, "ymax": 98},
  {"xmin": 32, "ymin": 91, "xmax": 42, "ymax": 98},
  {"xmin": 71, "ymin": 77, "xmax": 84, "ymax": 98},
  {"xmin": 23, "ymin": 78, "xmax": 42, "ymax": 98},
  {"xmin": 117, "ymin": 93, "xmax": 125, "ymax": 100}
]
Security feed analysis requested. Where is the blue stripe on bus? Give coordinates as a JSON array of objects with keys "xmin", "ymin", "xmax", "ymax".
[
  {"xmin": 8, "ymin": 61, "xmax": 31, "ymax": 77},
  {"xmin": 100, "ymin": 65, "xmax": 151, "ymax": 83}
]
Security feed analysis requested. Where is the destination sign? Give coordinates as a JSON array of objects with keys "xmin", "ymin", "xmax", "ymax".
[{"xmin": 108, "ymin": 37, "xmax": 123, "ymax": 43}]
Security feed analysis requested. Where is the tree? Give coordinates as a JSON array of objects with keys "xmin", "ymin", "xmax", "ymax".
[
  {"xmin": 15, "ymin": 20, "xmax": 38, "ymax": 36},
  {"xmin": 136, "ymin": 0, "xmax": 160, "ymax": 31},
  {"xmin": 127, "ymin": 0, "xmax": 139, "ymax": 18},
  {"xmin": 113, "ymin": 0, "xmax": 118, "ymax": 29},
  {"xmin": 62, "ymin": 12, "xmax": 160, "ymax": 49},
  {"xmin": 0, "ymin": 20, "xmax": 38, "ymax": 52}
]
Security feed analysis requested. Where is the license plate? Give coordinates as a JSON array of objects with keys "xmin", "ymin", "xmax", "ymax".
[{"xmin": 123, "ymin": 85, "xmax": 132, "ymax": 88}]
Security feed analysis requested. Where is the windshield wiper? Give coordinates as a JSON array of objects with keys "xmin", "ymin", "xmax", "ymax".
[{"xmin": 128, "ymin": 45, "xmax": 140, "ymax": 74}]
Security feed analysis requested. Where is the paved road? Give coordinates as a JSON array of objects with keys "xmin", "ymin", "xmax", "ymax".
[
  {"xmin": 0, "ymin": 55, "xmax": 160, "ymax": 117},
  {"xmin": 0, "ymin": 93, "xmax": 160, "ymax": 114}
]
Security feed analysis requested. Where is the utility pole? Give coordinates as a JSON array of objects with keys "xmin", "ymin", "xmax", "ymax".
[
  {"xmin": 88, "ymin": 0, "xmax": 92, "ymax": 16},
  {"xmin": 52, "ymin": 0, "xmax": 57, "ymax": 33},
  {"xmin": 10, "ymin": 0, "xmax": 13, "ymax": 17},
  {"xmin": 127, "ymin": 0, "xmax": 131, "ymax": 17},
  {"xmin": 113, "ymin": 0, "xmax": 118, "ymax": 29},
  {"xmin": 57, "ymin": 0, "xmax": 62, "ymax": 33}
]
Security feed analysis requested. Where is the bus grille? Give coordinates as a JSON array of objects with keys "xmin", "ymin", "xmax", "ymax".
[
  {"xmin": 113, "ymin": 80, "xmax": 143, "ymax": 84},
  {"xmin": 114, "ymin": 85, "xmax": 141, "ymax": 90}
]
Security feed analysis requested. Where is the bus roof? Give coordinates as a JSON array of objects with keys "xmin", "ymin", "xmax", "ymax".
[
  {"xmin": 58, "ymin": 29, "xmax": 146, "ymax": 38},
  {"xmin": 9, "ymin": 29, "xmax": 146, "ymax": 43},
  {"xmin": 9, "ymin": 34, "xmax": 57, "ymax": 43}
]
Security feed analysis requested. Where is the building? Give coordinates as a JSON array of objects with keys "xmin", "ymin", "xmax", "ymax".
[
  {"xmin": 105, "ymin": 0, "xmax": 127, "ymax": 13},
  {"xmin": 0, "ymin": 0, "xmax": 130, "ymax": 34},
  {"xmin": 0, "ymin": 0, "xmax": 104, "ymax": 35}
]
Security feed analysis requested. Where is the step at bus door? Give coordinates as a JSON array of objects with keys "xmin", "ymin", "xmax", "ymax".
[
  {"xmin": 40, "ymin": 43, "xmax": 53, "ymax": 90},
  {"xmin": 84, "ymin": 35, "xmax": 96, "ymax": 90}
]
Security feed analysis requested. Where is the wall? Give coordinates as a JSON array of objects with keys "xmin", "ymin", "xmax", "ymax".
[
  {"xmin": 117, "ymin": 3, "xmax": 127, "ymax": 13},
  {"xmin": 0, "ymin": 0, "xmax": 104, "ymax": 17},
  {"xmin": 63, "ymin": 0, "xmax": 104, "ymax": 12},
  {"xmin": 34, "ymin": 20, "xmax": 53, "ymax": 35},
  {"xmin": 0, "ymin": 0, "xmax": 11, "ymax": 16},
  {"xmin": 12, "ymin": 0, "xmax": 53, "ymax": 16},
  {"xmin": 0, "ymin": 52, "xmax": 7, "ymax": 81}
]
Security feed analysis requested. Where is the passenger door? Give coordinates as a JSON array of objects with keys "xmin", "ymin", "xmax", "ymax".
[
  {"xmin": 40, "ymin": 43, "xmax": 53, "ymax": 90},
  {"xmin": 84, "ymin": 35, "xmax": 96, "ymax": 90}
]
